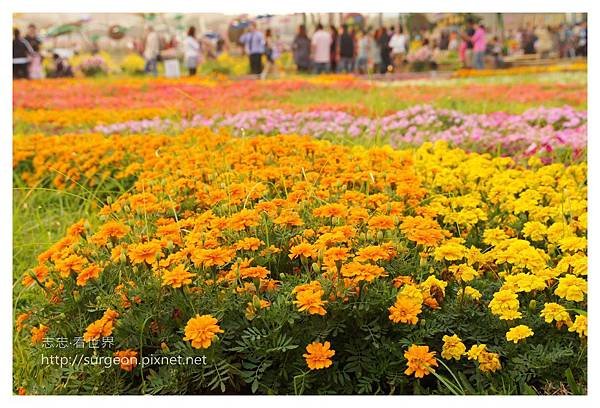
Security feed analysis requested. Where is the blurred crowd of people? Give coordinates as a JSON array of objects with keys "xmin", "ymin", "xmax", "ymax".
[
  {"xmin": 238, "ymin": 18, "xmax": 587, "ymax": 76},
  {"xmin": 14, "ymin": 17, "xmax": 587, "ymax": 80},
  {"xmin": 13, "ymin": 24, "xmax": 73, "ymax": 79}
]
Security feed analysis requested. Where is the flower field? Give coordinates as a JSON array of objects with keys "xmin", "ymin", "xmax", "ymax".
[{"xmin": 13, "ymin": 72, "xmax": 587, "ymax": 395}]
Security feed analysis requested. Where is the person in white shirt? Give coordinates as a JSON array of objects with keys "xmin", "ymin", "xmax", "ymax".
[
  {"xmin": 143, "ymin": 26, "xmax": 160, "ymax": 76},
  {"xmin": 388, "ymin": 25, "xmax": 408, "ymax": 72},
  {"xmin": 311, "ymin": 23, "xmax": 332, "ymax": 74},
  {"xmin": 183, "ymin": 26, "xmax": 202, "ymax": 76}
]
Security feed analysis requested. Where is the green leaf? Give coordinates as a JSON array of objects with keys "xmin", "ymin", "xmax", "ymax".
[{"xmin": 565, "ymin": 368, "xmax": 583, "ymax": 395}]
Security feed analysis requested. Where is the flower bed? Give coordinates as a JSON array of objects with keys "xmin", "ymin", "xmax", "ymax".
[{"xmin": 14, "ymin": 130, "xmax": 587, "ymax": 394}]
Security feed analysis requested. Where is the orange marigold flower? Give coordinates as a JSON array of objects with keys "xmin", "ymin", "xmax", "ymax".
[
  {"xmin": 274, "ymin": 210, "xmax": 304, "ymax": 227},
  {"xmin": 239, "ymin": 265, "xmax": 270, "ymax": 279},
  {"xmin": 83, "ymin": 319, "xmax": 112, "ymax": 342},
  {"xmin": 76, "ymin": 264, "xmax": 102, "ymax": 286},
  {"xmin": 235, "ymin": 237, "xmax": 264, "ymax": 251},
  {"xmin": 128, "ymin": 241, "xmax": 163, "ymax": 265},
  {"xmin": 392, "ymin": 275, "xmax": 414, "ymax": 288},
  {"xmin": 324, "ymin": 247, "xmax": 350, "ymax": 263},
  {"xmin": 90, "ymin": 221, "xmax": 130, "ymax": 246},
  {"xmin": 368, "ymin": 215, "xmax": 396, "ymax": 230},
  {"xmin": 303, "ymin": 341, "xmax": 335, "ymax": 370},
  {"xmin": 292, "ymin": 281, "xmax": 327, "ymax": 315},
  {"xmin": 83, "ymin": 309, "xmax": 119, "ymax": 342},
  {"xmin": 22, "ymin": 264, "xmax": 49, "ymax": 287},
  {"xmin": 355, "ymin": 245, "xmax": 391, "ymax": 263},
  {"xmin": 31, "ymin": 324, "xmax": 49, "ymax": 345},
  {"xmin": 341, "ymin": 261, "xmax": 387, "ymax": 283},
  {"xmin": 289, "ymin": 242, "xmax": 317, "ymax": 260},
  {"xmin": 191, "ymin": 247, "xmax": 234, "ymax": 268},
  {"xmin": 183, "ymin": 314, "xmax": 224, "ymax": 349},
  {"xmin": 400, "ymin": 216, "xmax": 444, "ymax": 247},
  {"xmin": 388, "ymin": 295, "xmax": 422, "ymax": 324},
  {"xmin": 161, "ymin": 264, "xmax": 196, "ymax": 288},
  {"xmin": 67, "ymin": 219, "xmax": 87, "ymax": 238},
  {"xmin": 16, "ymin": 312, "xmax": 31, "ymax": 332},
  {"xmin": 313, "ymin": 203, "xmax": 348, "ymax": 219},
  {"xmin": 55, "ymin": 254, "xmax": 87, "ymax": 278},
  {"xmin": 404, "ymin": 344, "xmax": 438, "ymax": 378},
  {"xmin": 103, "ymin": 308, "xmax": 119, "ymax": 322},
  {"xmin": 114, "ymin": 349, "xmax": 138, "ymax": 372},
  {"xmin": 228, "ymin": 209, "xmax": 260, "ymax": 231}
]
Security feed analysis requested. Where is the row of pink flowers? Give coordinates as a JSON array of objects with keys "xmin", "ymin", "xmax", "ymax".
[{"xmin": 93, "ymin": 105, "xmax": 586, "ymax": 161}]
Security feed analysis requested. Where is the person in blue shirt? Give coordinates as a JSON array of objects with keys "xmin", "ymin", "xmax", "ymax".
[{"xmin": 239, "ymin": 22, "xmax": 265, "ymax": 76}]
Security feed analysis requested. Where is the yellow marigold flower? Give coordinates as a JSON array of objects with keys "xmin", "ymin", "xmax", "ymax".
[
  {"xmin": 558, "ymin": 236, "xmax": 587, "ymax": 253},
  {"xmin": 498, "ymin": 309, "xmax": 523, "ymax": 321},
  {"xmin": 128, "ymin": 241, "xmax": 163, "ymax": 265},
  {"xmin": 466, "ymin": 344, "xmax": 487, "ymax": 360},
  {"xmin": 161, "ymin": 264, "xmax": 196, "ymax": 288},
  {"xmin": 303, "ymin": 341, "xmax": 335, "ymax": 370},
  {"xmin": 114, "ymin": 349, "xmax": 138, "ymax": 372},
  {"xmin": 540, "ymin": 302, "xmax": 570, "ymax": 324},
  {"xmin": 546, "ymin": 222, "xmax": 574, "ymax": 244},
  {"xmin": 289, "ymin": 242, "xmax": 317, "ymax": 260},
  {"xmin": 522, "ymin": 221, "xmax": 547, "ymax": 241},
  {"xmin": 404, "ymin": 344, "xmax": 438, "ymax": 378},
  {"xmin": 506, "ymin": 325, "xmax": 534, "ymax": 343},
  {"xmin": 569, "ymin": 315, "xmax": 587, "ymax": 337},
  {"xmin": 399, "ymin": 284, "xmax": 424, "ymax": 303},
  {"xmin": 556, "ymin": 253, "xmax": 587, "ymax": 276},
  {"xmin": 76, "ymin": 264, "xmax": 102, "ymax": 286},
  {"xmin": 522, "ymin": 221, "xmax": 547, "ymax": 242},
  {"xmin": 502, "ymin": 273, "xmax": 546, "ymax": 293},
  {"xmin": 483, "ymin": 228, "xmax": 509, "ymax": 246},
  {"xmin": 31, "ymin": 324, "xmax": 49, "ymax": 345},
  {"xmin": 478, "ymin": 350, "xmax": 502, "ymax": 373},
  {"xmin": 420, "ymin": 275, "xmax": 448, "ymax": 296},
  {"xmin": 183, "ymin": 314, "xmax": 224, "ymax": 349},
  {"xmin": 555, "ymin": 274, "xmax": 587, "ymax": 302},
  {"xmin": 388, "ymin": 294, "xmax": 422, "ymax": 325},
  {"xmin": 449, "ymin": 264, "xmax": 478, "ymax": 282},
  {"xmin": 459, "ymin": 286, "xmax": 482, "ymax": 300},
  {"xmin": 488, "ymin": 289, "xmax": 520, "ymax": 318},
  {"xmin": 441, "ymin": 334, "xmax": 466, "ymax": 360},
  {"xmin": 434, "ymin": 242, "xmax": 467, "ymax": 261},
  {"xmin": 239, "ymin": 265, "xmax": 270, "ymax": 280}
]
